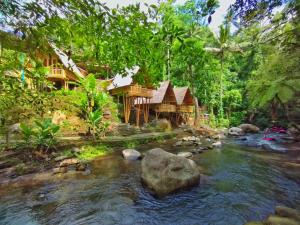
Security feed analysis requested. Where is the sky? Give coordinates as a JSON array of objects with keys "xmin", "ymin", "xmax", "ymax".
[{"xmin": 101, "ymin": 0, "xmax": 236, "ymax": 34}]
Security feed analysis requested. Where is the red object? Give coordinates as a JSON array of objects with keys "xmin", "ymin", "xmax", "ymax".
[{"xmin": 263, "ymin": 137, "xmax": 276, "ymax": 141}]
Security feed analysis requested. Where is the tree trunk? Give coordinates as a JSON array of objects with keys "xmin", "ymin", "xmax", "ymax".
[
  {"xmin": 167, "ymin": 43, "xmax": 171, "ymax": 80},
  {"xmin": 219, "ymin": 54, "xmax": 224, "ymax": 118},
  {"xmin": 189, "ymin": 65, "xmax": 199, "ymax": 125}
]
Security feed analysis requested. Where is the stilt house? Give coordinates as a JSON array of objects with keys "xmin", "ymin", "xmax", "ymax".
[
  {"xmin": 146, "ymin": 81, "xmax": 177, "ymax": 119},
  {"xmin": 37, "ymin": 42, "xmax": 87, "ymax": 89},
  {"xmin": 174, "ymin": 87, "xmax": 194, "ymax": 124},
  {"xmin": 107, "ymin": 67, "xmax": 153, "ymax": 126}
]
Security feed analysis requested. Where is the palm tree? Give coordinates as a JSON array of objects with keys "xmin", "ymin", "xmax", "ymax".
[{"xmin": 205, "ymin": 20, "xmax": 242, "ymax": 118}]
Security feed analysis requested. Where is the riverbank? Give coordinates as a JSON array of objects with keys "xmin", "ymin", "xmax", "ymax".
[
  {"xmin": 1, "ymin": 126, "xmax": 299, "ymax": 189},
  {"xmin": 0, "ymin": 131, "xmax": 180, "ymax": 185}
]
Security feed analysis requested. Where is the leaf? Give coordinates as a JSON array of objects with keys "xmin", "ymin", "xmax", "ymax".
[{"xmin": 278, "ymin": 86, "xmax": 294, "ymax": 103}]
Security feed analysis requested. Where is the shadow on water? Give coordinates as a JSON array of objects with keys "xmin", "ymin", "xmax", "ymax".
[{"xmin": 0, "ymin": 140, "xmax": 299, "ymax": 225}]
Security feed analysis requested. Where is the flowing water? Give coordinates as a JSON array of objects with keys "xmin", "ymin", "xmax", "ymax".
[{"xmin": 0, "ymin": 139, "xmax": 299, "ymax": 225}]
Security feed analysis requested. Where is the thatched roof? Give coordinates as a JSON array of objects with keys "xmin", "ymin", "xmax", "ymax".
[
  {"xmin": 49, "ymin": 42, "xmax": 85, "ymax": 79},
  {"xmin": 107, "ymin": 66, "xmax": 139, "ymax": 90},
  {"xmin": 149, "ymin": 80, "xmax": 176, "ymax": 104},
  {"xmin": 174, "ymin": 87, "xmax": 194, "ymax": 105}
]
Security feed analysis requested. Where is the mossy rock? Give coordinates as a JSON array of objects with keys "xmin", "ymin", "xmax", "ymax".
[
  {"xmin": 265, "ymin": 215, "xmax": 299, "ymax": 225},
  {"xmin": 275, "ymin": 206, "xmax": 300, "ymax": 222},
  {"xmin": 244, "ymin": 222, "xmax": 264, "ymax": 225}
]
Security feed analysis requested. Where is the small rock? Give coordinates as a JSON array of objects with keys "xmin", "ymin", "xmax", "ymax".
[
  {"xmin": 38, "ymin": 193, "xmax": 45, "ymax": 198},
  {"xmin": 174, "ymin": 141, "xmax": 183, "ymax": 146},
  {"xmin": 239, "ymin": 124, "xmax": 260, "ymax": 133},
  {"xmin": 195, "ymin": 141, "xmax": 202, "ymax": 146},
  {"xmin": 212, "ymin": 141, "xmax": 222, "ymax": 148},
  {"xmin": 275, "ymin": 206, "xmax": 300, "ymax": 221},
  {"xmin": 228, "ymin": 127, "xmax": 245, "ymax": 136},
  {"xmin": 76, "ymin": 163, "xmax": 87, "ymax": 171},
  {"xmin": 59, "ymin": 158, "xmax": 79, "ymax": 167},
  {"xmin": 244, "ymin": 222, "xmax": 264, "ymax": 225},
  {"xmin": 191, "ymin": 149, "xmax": 203, "ymax": 154},
  {"xmin": 71, "ymin": 147, "xmax": 82, "ymax": 154},
  {"xmin": 52, "ymin": 167, "xmax": 68, "ymax": 174},
  {"xmin": 206, "ymin": 138, "xmax": 211, "ymax": 142},
  {"xmin": 122, "ymin": 149, "xmax": 141, "ymax": 161},
  {"xmin": 54, "ymin": 155, "xmax": 71, "ymax": 162},
  {"xmin": 182, "ymin": 136, "xmax": 200, "ymax": 142},
  {"xmin": 177, "ymin": 152, "xmax": 193, "ymax": 158}
]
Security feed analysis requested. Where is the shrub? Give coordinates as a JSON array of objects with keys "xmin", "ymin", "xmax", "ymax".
[
  {"xmin": 20, "ymin": 119, "xmax": 60, "ymax": 151},
  {"xmin": 229, "ymin": 111, "xmax": 246, "ymax": 127},
  {"xmin": 217, "ymin": 117, "xmax": 230, "ymax": 128}
]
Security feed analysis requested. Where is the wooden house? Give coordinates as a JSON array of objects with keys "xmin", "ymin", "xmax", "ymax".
[
  {"xmin": 107, "ymin": 66, "xmax": 153, "ymax": 126},
  {"xmin": 36, "ymin": 42, "xmax": 87, "ymax": 89},
  {"xmin": 174, "ymin": 87, "xmax": 194, "ymax": 124},
  {"xmin": 142, "ymin": 81, "xmax": 177, "ymax": 120}
]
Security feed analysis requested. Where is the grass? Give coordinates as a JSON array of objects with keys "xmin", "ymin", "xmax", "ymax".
[
  {"xmin": 75, "ymin": 144, "xmax": 111, "ymax": 161},
  {"xmin": 123, "ymin": 140, "xmax": 139, "ymax": 149}
]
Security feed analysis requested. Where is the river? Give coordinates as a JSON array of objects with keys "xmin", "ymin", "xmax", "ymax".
[{"xmin": 0, "ymin": 138, "xmax": 299, "ymax": 225}]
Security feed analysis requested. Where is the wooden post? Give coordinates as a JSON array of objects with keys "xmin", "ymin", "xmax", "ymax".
[
  {"xmin": 136, "ymin": 98, "xmax": 141, "ymax": 126},
  {"xmin": 123, "ymin": 95, "xmax": 131, "ymax": 124},
  {"xmin": 64, "ymin": 80, "xmax": 67, "ymax": 90},
  {"xmin": 144, "ymin": 98, "xmax": 150, "ymax": 123}
]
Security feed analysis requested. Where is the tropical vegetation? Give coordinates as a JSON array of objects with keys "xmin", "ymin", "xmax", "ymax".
[{"xmin": 0, "ymin": 0, "xmax": 299, "ymax": 148}]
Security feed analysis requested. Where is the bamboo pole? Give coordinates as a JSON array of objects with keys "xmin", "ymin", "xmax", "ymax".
[{"xmin": 136, "ymin": 98, "xmax": 141, "ymax": 126}]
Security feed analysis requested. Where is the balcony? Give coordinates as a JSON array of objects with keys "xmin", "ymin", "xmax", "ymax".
[
  {"xmin": 47, "ymin": 67, "xmax": 67, "ymax": 80},
  {"xmin": 177, "ymin": 105, "xmax": 194, "ymax": 113},
  {"xmin": 155, "ymin": 103, "xmax": 177, "ymax": 112},
  {"xmin": 111, "ymin": 84, "xmax": 153, "ymax": 98}
]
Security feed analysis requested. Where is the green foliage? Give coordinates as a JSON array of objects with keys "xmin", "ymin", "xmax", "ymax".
[
  {"xmin": 123, "ymin": 140, "xmax": 139, "ymax": 149},
  {"xmin": 217, "ymin": 117, "xmax": 230, "ymax": 128},
  {"xmin": 20, "ymin": 123, "xmax": 34, "ymax": 145},
  {"xmin": 20, "ymin": 119, "xmax": 60, "ymax": 151},
  {"xmin": 229, "ymin": 111, "xmax": 246, "ymax": 127},
  {"xmin": 1, "ymin": 0, "xmax": 299, "ymax": 130},
  {"xmin": 76, "ymin": 74, "xmax": 117, "ymax": 138},
  {"xmin": 75, "ymin": 145, "xmax": 110, "ymax": 160}
]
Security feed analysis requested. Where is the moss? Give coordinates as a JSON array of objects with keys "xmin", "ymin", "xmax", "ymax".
[
  {"xmin": 61, "ymin": 149, "xmax": 74, "ymax": 157},
  {"xmin": 122, "ymin": 140, "xmax": 139, "ymax": 149},
  {"xmin": 14, "ymin": 163, "xmax": 37, "ymax": 176},
  {"xmin": 75, "ymin": 144, "xmax": 110, "ymax": 160}
]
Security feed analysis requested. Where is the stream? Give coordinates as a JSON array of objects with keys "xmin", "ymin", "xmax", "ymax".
[{"xmin": 0, "ymin": 137, "xmax": 299, "ymax": 225}]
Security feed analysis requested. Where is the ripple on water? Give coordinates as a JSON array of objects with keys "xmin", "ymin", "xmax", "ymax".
[{"xmin": 0, "ymin": 143, "xmax": 299, "ymax": 225}]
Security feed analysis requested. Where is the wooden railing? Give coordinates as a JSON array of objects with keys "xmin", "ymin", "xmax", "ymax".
[
  {"xmin": 127, "ymin": 84, "xmax": 153, "ymax": 97},
  {"xmin": 47, "ymin": 67, "xmax": 67, "ymax": 79},
  {"xmin": 177, "ymin": 105, "xmax": 194, "ymax": 113},
  {"xmin": 155, "ymin": 103, "xmax": 177, "ymax": 112}
]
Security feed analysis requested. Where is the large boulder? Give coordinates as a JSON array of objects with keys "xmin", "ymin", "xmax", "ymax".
[
  {"xmin": 177, "ymin": 152, "xmax": 193, "ymax": 158},
  {"xmin": 141, "ymin": 148, "xmax": 200, "ymax": 197},
  {"xmin": 239, "ymin": 124, "xmax": 260, "ymax": 133},
  {"xmin": 228, "ymin": 127, "xmax": 245, "ymax": 136},
  {"xmin": 122, "ymin": 149, "xmax": 141, "ymax": 160}
]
